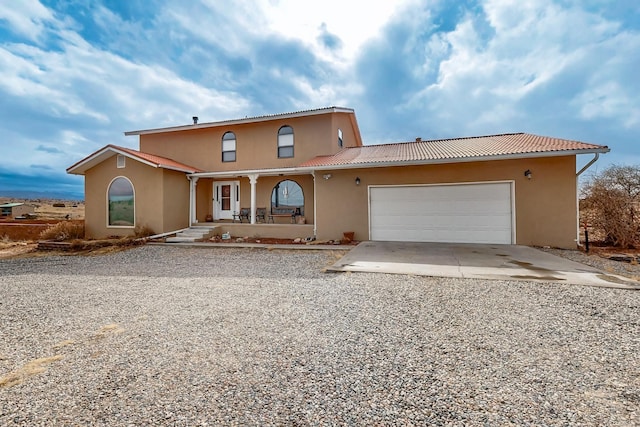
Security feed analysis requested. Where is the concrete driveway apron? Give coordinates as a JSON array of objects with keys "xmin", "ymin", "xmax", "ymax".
[{"xmin": 329, "ymin": 241, "xmax": 640, "ymax": 290}]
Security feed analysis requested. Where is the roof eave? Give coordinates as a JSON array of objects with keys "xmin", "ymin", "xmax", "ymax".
[
  {"xmin": 125, "ymin": 107, "xmax": 355, "ymax": 136},
  {"xmin": 66, "ymin": 146, "xmax": 160, "ymax": 175},
  {"xmin": 300, "ymin": 147, "xmax": 611, "ymax": 171}
]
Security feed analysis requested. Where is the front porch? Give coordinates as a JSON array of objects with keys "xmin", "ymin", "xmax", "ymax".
[
  {"xmin": 193, "ymin": 222, "xmax": 315, "ymax": 240},
  {"xmin": 188, "ymin": 169, "xmax": 316, "ymax": 239}
]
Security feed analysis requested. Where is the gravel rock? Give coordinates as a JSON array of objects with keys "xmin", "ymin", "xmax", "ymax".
[
  {"xmin": 541, "ymin": 247, "xmax": 640, "ymax": 280},
  {"xmin": 1, "ymin": 245, "xmax": 639, "ymax": 426}
]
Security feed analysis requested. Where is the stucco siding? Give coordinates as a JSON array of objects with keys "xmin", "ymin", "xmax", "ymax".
[
  {"xmin": 161, "ymin": 169, "xmax": 190, "ymax": 232},
  {"xmin": 314, "ymin": 156, "xmax": 577, "ymax": 248},
  {"xmin": 84, "ymin": 155, "xmax": 165, "ymax": 238},
  {"xmin": 138, "ymin": 113, "xmax": 358, "ymax": 172}
]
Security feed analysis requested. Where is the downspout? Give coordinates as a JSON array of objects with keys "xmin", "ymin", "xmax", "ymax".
[{"xmin": 575, "ymin": 153, "xmax": 600, "ymax": 246}]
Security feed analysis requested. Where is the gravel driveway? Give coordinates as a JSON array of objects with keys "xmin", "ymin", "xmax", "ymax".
[{"xmin": 1, "ymin": 245, "xmax": 638, "ymax": 426}]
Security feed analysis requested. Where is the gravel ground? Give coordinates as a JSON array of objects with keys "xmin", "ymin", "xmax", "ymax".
[
  {"xmin": 542, "ymin": 246, "xmax": 640, "ymax": 280},
  {"xmin": 0, "ymin": 245, "xmax": 639, "ymax": 426}
]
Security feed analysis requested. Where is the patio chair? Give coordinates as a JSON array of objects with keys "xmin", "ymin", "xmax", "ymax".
[
  {"xmin": 233, "ymin": 208, "xmax": 251, "ymax": 223},
  {"xmin": 256, "ymin": 207, "xmax": 267, "ymax": 223}
]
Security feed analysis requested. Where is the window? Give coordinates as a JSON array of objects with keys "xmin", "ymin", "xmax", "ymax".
[
  {"xmin": 222, "ymin": 132, "xmax": 236, "ymax": 162},
  {"xmin": 338, "ymin": 128, "xmax": 343, "ymax": 147},
  {"xmin": 108, "ymin": 177, "xmax": 134, "ymax": 227},
  {"xmin": 278, "ymin": 126, "xmax": 294, "ymax": 158},
  {"xmin": 116, "ymin": 154, "xmax": 125, "ymax": 168},
  {"xmin": 271, "ymin": 179, "xmax": 304, "ymax": 215}
]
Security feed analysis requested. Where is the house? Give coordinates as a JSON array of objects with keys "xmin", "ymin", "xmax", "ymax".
[
  {"xmin": 0, "ymin": 202, "xmax": 35, "ymax": 219},
  {"xmin": 67, "ymin": 107, "xmax": 609, "ymax": 248}
]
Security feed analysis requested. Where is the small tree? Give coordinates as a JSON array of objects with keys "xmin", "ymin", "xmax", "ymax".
[{"xmin": 581, "ymin": 164, "xmax": 640, "ymax": 248}]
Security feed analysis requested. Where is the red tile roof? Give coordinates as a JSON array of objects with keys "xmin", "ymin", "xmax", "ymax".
[
  {"xmin": 67, "ymin": 144, "xmax": 202, "ymax": 175},
  {"xmin": 298, "ymin": 133, "xmax": 609, "ymax": 168},
  {"xmin": 113, "ymin": 145, "xmax": 202, "ymax": 173}
]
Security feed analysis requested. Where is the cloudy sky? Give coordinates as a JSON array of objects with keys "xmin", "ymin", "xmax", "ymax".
[{"xmin": 1, "ymin": 0, "xmax": 639, "ymax": 198}]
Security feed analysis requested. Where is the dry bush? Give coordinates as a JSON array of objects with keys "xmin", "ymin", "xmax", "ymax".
[
  {"xmin": 134, "ymin": 224, "xmax": 155, "ymax": 238},
  {"xmin": 39, "ymin": 221, "xmax": 85, "ymax": 242},
  {"xmin": 581, "ymin": 164, "xmax": 640, "ymax": 248}
]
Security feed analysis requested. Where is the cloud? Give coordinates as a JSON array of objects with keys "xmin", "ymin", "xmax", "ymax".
[
  {"xmin": 317, "ymin": 23, "xmax": 343, "ymax": 51},
  {"xmin": 351, "ymin": 0, "xmax": 640, "ymax": 150},
  {"xmin": 30, "ymin": 164, "xmax": 52, "ymax": 170},
  {"xmin": 36, "ymin": 145, "xmax": 63, "ymax": 154},
  {"xmin": 1, "ymin": 0, "xmax": 639, "ymax": 197},
  {"xmin": 0, "ymin": 0, "xmax": 54, "ymax": 43}
]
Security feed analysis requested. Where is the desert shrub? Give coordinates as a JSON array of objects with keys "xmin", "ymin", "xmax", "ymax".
[
  {"xmin": 581, "ymin": 164, "xmax": 640, "ymax": 248},
  {"xmin": 52, "ymin": 203, "xmax": 65, "ymax": 208},
  {"xmin": 134, "ymin": 224, "xmax": 155, "ymax": 238},
  {"xmin": 39, "ymin": 221, "xmax": 85, "ymax": 242}
]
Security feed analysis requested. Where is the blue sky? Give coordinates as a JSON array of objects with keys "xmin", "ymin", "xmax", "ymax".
[{"xmin": 1, "ymin": 0, "xmax": 639, "ymax": 199}]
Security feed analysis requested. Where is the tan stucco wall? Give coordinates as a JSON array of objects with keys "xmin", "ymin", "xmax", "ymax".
[
  {"xmin": 194, "ymin": 174, "xmax": 315, "ymax": 224},
  {"xmin": 314, "ymin": 156, "xmax": 578, "ymax": 248},
  {"xmin": 162, "ymin": 169, "xmax": 190, "ymax": 232},
  {"xmin": 84, "ymin": 155, "xmax": 189, "ymax": 238},
  {"xmin": 139, "ymin": 112, "xmax": 358, "ymax": 172}
]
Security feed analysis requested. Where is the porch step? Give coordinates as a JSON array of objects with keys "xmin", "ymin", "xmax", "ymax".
[{"xmin": 166, "ymin": 226, "xmax": 219, "ymax": 243}]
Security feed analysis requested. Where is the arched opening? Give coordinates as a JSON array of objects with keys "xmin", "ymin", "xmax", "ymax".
[
  {"xmin": 108, "ymin": 176, "xmax": 135, "ymax": 227},
  {"xmin": 271, "ymin": 179, "xmax": 304, "ymax": 216}
]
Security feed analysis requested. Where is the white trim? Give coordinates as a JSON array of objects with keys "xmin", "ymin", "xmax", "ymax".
[
  {"xmin": 303, "ymin": 148, "xmax": 610, "ymax": 173},
  {"xmin": 124, "ymin": 107, "xmax": 355, "ymax": 136},
  {"xmin": 106, "ymin": 176, "xmax": 136, "ymax": 229},
  {"xmin": 367, "ymin": 180, "xmax": 516, "ymax": 244},
  {"xmin": 312, "ymin": 171, "xmax": 317, "ymax": 237},
  {"xmin": 213, "ymin": 180, "xmax": 240, "ymax": 220},
  {"xmin": 67, "ymin": 146, "xmax": 199, "ymax": 175},
  {"xmin": 186, "ymin": 148, "xmax": 609, "ymax": 180}
]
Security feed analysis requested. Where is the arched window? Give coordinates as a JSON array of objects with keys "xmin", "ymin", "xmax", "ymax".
[
  {"xmin": 277, "ymin": 126, "xmax": 294, "ymax": 158},
  {"xmin": 271, "ymin": 179, "xmax": 304, "ymax": 215},
  {"xmin": 108, "ymin": 177, "xmax": 134, "ymax": 227},
  {"xmin": 222, "ymin": 131, "xmax": 236, "ymax": 162}
]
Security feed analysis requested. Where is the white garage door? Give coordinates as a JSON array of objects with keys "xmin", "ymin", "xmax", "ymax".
[{"xmin": 369, "ymin": 182, "xmax": 513, "ymax": 244}]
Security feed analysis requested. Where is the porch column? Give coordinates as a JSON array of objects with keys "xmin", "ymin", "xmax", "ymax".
[
  {"xmin": 248, "ymin": 174, "xmax": 259, "ymax": 224},
  {"xmin": 311, "ymin": 171, "xmax": 317, "ymax": 237},
  {"xmin": 190, "ymin": 177, "xmax": 199, "ymax": 224}
]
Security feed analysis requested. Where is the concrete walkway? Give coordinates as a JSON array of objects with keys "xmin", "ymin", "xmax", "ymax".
[{"xmin": 328, "ymin": 241, "xmax": 640, "ymax": 290}]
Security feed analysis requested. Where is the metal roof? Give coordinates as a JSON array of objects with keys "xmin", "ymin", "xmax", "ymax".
[
  {"xmin": 298, "ymin": 133, "xmax": 609, "ymax": 168},
  {"xmin": 124, "ymin": 106, "xmax": 356, "ymax": 136}
]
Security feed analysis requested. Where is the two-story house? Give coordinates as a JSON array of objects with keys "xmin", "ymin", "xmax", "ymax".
[{"xmin": 67, "ymin": 106, "xmax": 608, "ymax": 248}]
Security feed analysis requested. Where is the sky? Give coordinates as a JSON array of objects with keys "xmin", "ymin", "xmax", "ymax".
[{"xmin": 0, "ymin": 0, "xmax": 639, "ymax": 199}]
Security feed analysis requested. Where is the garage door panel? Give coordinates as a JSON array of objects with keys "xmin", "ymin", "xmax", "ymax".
[{"xmin": 370, "ymin": 183, "xmax": 513, "ymax": 244}]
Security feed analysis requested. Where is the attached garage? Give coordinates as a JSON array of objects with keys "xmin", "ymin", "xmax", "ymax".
[{"xmin": 369, "ymin": 182, "xmax": 514, "ymax": 244}]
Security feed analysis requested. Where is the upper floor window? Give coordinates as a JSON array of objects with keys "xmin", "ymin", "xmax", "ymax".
[
  {"xmin": 338, "ymin": 128, "xmax": 343, "ymax": 147},
  {"xmin": 278, "ymin": 126, "xmax": 294, "ymax": 158},
  {"xmin": 116, "ymin": 154, "xmax": 126, "ymax": 168},
  {"xmin": 222, "ymin": 132, "xmax": 236, "ymax": 162},
  {"xmin": 108, "ymin": 176, "xmax": 134, "ymax": 227}
]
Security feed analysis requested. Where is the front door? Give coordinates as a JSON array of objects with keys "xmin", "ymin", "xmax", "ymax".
[{"xmin": 213, "ymin": 181, "xmax": 239, "ymax": 220}]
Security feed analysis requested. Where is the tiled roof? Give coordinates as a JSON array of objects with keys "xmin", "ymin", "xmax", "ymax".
[
  {"xmin": 298, "ymin": 133, "xmax": 609, "ymax": 168},
  {"xmin": 67, "ymin": 144, "xmax": 202, "ymax": 175},
  {"xmin": 113, "ymin": 145, "xmax": 202, "ymax": 173}
]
